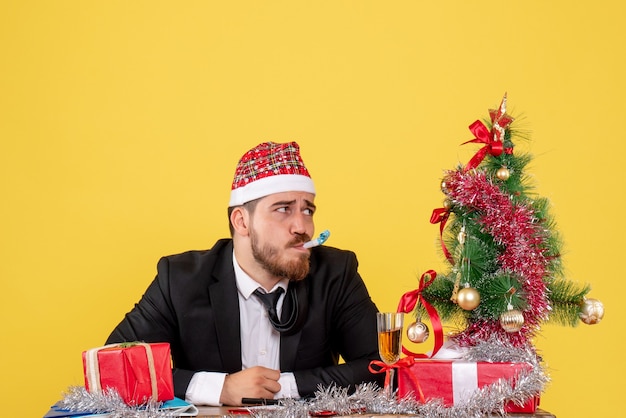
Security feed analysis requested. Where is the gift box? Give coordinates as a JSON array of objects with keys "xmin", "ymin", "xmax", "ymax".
[
  {"xmin": 397, "ymin": 359, "xmax": 539, "ymax": 413},
  {"xmin": 82, "ymin": 342, "xmax": 175, "ymax": 406}
]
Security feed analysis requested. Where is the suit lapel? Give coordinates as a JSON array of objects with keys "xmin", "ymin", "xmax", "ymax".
[{"xmin": 209, "ymin": 242, "xmax": 243, "ymax": 373}]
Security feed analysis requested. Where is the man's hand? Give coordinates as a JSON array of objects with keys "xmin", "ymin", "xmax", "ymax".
[{"xmin": 219, "ymin": 366, "xmax": 281, "ymax": 406}]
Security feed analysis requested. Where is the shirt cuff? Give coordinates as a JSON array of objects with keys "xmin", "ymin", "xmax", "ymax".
[
  {"xmin": 276, "ymin": 372, "xmax": 300, "ymax": 399},
  {"xmin": 185, "ymin": 371, "xmax": 227, "ymax": 406}
]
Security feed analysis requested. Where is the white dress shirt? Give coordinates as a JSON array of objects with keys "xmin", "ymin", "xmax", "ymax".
[{"xmin": 185, "ymin": 252, "xmax": 300, "ymax": 405}]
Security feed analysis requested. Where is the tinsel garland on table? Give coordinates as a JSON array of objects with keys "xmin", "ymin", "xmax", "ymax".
[
  {"xmin": 299, "ymin": 339, "xmax": 547, "ymax": 418},
  {"xmin": 59, "ymin": 340, "xmax": 546, "ymax": 417},
  {"xmin": 58, "ymin": 386, "xmax": 176, "ymax": 418}
]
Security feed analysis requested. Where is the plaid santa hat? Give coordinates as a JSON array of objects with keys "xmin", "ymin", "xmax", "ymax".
[{"xmin": 228, "ymin": 141, "xmax": 316, "ymax": 207}]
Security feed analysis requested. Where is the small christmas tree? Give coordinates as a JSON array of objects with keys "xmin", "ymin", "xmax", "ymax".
[{"xmin": 412, "ymin": 94, "xmax": 604, "ymax": 351}]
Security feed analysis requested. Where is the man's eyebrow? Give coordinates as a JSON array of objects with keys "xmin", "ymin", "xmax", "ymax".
[
  {"xmin": 270, "ymin": 199, "xmax": 316, "ymax": 209},
  {"xmin": 270, "ymin": 200, "xmax": 297, "ymax": 207}
]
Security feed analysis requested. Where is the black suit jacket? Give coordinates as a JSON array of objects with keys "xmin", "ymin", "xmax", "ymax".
[{"xmin": 106, "ymin": 239, "xmax": 383, "ymax": 399}]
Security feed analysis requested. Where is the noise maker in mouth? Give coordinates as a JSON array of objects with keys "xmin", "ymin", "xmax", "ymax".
[{"xmin": 303, "ymin": 230, "xmax": 330, "ymax": 249}]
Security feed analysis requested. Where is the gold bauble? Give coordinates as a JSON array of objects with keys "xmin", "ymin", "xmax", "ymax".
[
  {"xmin": 500, "ymin": 309, "xmax": 524, "ymax": 332},
  {"xmin": 496, "ymin": 166, "xmax": 511, "ymax": 181},
  {"xmin": 456, "ymin": 287, "xmax": 480, "ymax": 310},
  {"xmin": 407, "ymin": 321, "xmax": 430, "ymax": 343},
  {"xmin": 579, "ymin": 298, "xmax": 605, "ymax": 325},
  {"xmin": 443, "ymin": 199, "xmax": 452, "ymax": 210}
]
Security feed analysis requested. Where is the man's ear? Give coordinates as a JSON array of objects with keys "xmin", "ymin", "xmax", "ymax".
[{"xmin": 230, "ymin": 206, "xmax": 250, "ymax": 236}]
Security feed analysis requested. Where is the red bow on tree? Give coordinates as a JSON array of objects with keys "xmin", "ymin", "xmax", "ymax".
[
  {"xmin": 397, "ymin": 270, "xmax": 444, "ymax": 358},
  {"xmin": 463, "ymin": 93, "xmax": 514, "ymax": 171},
  {"xmin": 430, "ymin": 207, "xmax": 453, "ymax": 265}
]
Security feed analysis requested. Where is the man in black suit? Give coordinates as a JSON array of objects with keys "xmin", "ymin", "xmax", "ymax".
[{"xmin": 107, "ymin": 142, "xmax": 383, "ymax": 406}]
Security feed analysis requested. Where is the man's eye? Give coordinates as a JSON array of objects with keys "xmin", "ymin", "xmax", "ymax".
[
  {"xmin": 276, "ymin": 207, "xmax": 288, "ymax": 213},
  {"xmin": 303, "ymin": 208, "xmax": 314, "ymax": 216}
]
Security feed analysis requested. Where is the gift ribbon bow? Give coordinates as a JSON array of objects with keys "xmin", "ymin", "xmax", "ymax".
[
  {"xmin": 368, "ymin": 356, "xmax": 425, "ymax": 403},
  {"xmin": 397, "ymin": 270, "xmax": 444, "ymax": 358},
  {"xmin": 85, "ymin": 342, "xmax": 159, "ymax": 402}
]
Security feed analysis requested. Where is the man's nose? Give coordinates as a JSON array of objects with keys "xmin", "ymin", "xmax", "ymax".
[{"xmin": 290, "ymin": 211, "xmax": 309, "ymax": 234}]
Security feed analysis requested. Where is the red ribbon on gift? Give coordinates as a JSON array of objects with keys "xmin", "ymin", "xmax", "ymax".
[
  {"xmin": 369, "ymin": 356, "xmax": 425, "ymax": 402},
  {"xmin": 430, "ymin": 208, "xmax": 454, "ymax": 265},
  {"xmin": 84, "ymin": 342, "xmax": 160, "ymax": 403},
  {"xmin": 462, "ymin": 120, "xmax": 504, "ymax": 171},
  {"xmin": 368, "ymin": 271, "xmax": 443, "ymax": 401},
  {"xmin": 397, "ymin": 270, "xmax": 444, "ymax": 359}
]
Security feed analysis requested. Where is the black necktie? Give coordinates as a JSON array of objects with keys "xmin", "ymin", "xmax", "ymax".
[{"xmin": 253, "ymin": 287, "xmax": 285, "ymax": 325}]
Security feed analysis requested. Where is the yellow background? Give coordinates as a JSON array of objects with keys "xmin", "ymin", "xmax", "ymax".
[{"xmin": 1, "ymin": 1, "xmax": 623, "ymax": 416}]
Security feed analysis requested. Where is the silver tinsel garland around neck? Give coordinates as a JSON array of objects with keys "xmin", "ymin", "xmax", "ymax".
[{"xmin": 58, "ymin": 340, "xmax": 548, "ymax": 417}]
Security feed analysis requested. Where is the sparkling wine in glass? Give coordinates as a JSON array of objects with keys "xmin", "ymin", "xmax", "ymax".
[{"xmin": 376, "ymin": 312, "xmax": 403, "ymax": 397}]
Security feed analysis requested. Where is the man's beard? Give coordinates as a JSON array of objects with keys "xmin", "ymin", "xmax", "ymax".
[{"xmin": 250, "ymin": 231, "xmax": 311, "ymax": 281}]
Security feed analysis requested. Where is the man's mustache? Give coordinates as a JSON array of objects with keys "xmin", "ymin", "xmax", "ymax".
[{"xmin": 287, "ymin": 234, "xmax": 311, "ymax": 247}]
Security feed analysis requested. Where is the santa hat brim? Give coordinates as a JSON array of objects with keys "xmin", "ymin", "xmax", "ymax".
[{"xmin": 228, "ymin": 174, "xmax": 316, "ymax": 207}]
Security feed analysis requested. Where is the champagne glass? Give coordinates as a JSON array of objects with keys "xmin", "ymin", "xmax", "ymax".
[{"xmin": 376, "ymin": 312, "xmax": 404, "ymax": 398}]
